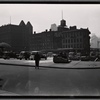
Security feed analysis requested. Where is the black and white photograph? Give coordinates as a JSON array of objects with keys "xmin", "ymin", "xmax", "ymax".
[{"xmin": 0, "ymin": 4, "xmax": 100, "ymax": 97}]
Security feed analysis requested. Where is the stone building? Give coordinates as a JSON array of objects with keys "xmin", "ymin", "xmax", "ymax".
[
  {"xmin": 0, "ymin": 19, "xmax": 91, "ymax": 55},
  {"xmin": 0, "ymin": 20, "xmax": 33, "ymax": 53},
  {"xmin": 31, "ymin": 19, "xmax": 91, "ymax": 55}
]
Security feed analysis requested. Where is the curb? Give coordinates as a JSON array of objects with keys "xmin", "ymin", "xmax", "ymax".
[
  {"xmin": 0, "ymin": 90, "xmax": 19, "ymax": 95},
  {"xmin": 0, "ymin": 62, "xmax": 100, "ymax": 69}
]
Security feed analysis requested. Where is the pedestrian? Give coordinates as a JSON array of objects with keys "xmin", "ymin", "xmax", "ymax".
[{"xmin": 34, "ymin": 52, "xmax": 41, "ymax": 69}]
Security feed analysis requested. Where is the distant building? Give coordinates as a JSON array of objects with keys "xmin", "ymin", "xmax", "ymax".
[
  {"xmin": 50, "ymin": 24, "xmax": 57, "ymax": 31},
  {"xmin": 90, "ymin": 34, "xmax": 100, "ymax": 48}
]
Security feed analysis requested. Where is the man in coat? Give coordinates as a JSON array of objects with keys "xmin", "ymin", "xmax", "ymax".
[{"xmin": 34, "ymin": 52, "xmax": 41, "ymax": 69}]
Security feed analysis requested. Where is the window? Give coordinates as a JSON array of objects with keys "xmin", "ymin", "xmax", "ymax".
[
  {"xmin": 66, "ymin": 39, "xmax": 67, "ymax": 43},
  {"xmin": 80, "ymin": 38, "xmax": 82, "ymax": 42},
  {"xmin": 66, "ymin": 34, "xmax": 67, "ymax": 37},
  {"xmin": 80, "ymin": 32, "xmax": 82, "ymax": 36},
  {"xmin": 77, "ymin": 38, "xmax": 79, "ymax": 42},
  {"xmin": 80, "ymin": 44, "xmax": 82, "ymax": 48},
  {"xmin": 68, "ymin": 33, "xmax": 70, "ymax": 37},
  {"xmin": 62, "ymin": 45, "xmax": 65, "ymax": 48},
  {"xmin": 71, "ymin": 39, "xmax": 73, "ymax": 43},
  {"xmin": 68, "ymin": 45, "xmax": 70, "ymax": 48},
  {"xmin": 68, "ymin": 39, "xmax": 70, "ymax": 43},
  {"xmin": 77, "ymin": 33, "xmax": 79, "ymax": 37},
  {"xmin": 63, "ymin": 39, "xmax": 65, "ymax": 43},
  {"xmin": 71, "ymin": 44, "xmax": 73, "ymax": 48},
  {"xmin": 74, "ymin": 44, "xmax": 76, "ymax": 48},
  {"xmin": 74, "ymin": 39, "xmax": 76, "ymax": 43},
  {"xmin": 77, "ymin": 44, "xmax": 79, "ymax": 48}
]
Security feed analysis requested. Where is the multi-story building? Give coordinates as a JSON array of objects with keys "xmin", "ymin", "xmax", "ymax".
[
  {"xmin": 0, "ymin": 20, "xmax": 33, "ymax": 53},
  {"xmin": 30, "ymin": 30, "xmax": 55, "ymax": 51},
  {"xmin": 0, "ymin": 18, "xmax": 91, "ymax": 55},
  {"xmin": 31, "ymin": 19, "xmax": 91, "ymax": 55}
]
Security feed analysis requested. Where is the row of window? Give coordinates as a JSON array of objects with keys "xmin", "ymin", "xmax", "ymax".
[
  {"xmin": 33, "ymin": 46, "xmax": 53, "ymax": 50},
  {"xmin": 62, "ymin": 44, "xmax": 83, "ymax": 48},
  {"xmin": 33, "ymin": 39, "xmax": 52, "ymax": 42},
  {"xmin": 62, "ymin": 38, "xmax": 82, "ymax": 43},
  {"xmin": 62, "ymin": 31, "xmax": 84, "ymax": 38}
]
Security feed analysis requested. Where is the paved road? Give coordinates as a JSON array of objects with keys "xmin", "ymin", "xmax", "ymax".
[{"xmin": 0, "ymin": 59, "xmax": 100, "ymax": 96}]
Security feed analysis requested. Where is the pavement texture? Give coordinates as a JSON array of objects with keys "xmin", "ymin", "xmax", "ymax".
[
  {"xmin": 0, "ymin": 57, "xmax": 100, "ymax": 69},
  {"xmin": 0, "ymin": 57, "xmax": 100, "ymax": 95}
]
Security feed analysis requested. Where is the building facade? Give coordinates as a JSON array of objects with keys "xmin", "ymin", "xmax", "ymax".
[
  {"xmin": 0, "ymin": 20, "xmax": 33, "ymax": 53},
  {"xmin": 31, "ymin": 19, "xmax": 91, "ymax": 55},
  {"xmin": 0, "ymin": 19, "xmax": 91, "ymax": 55}
]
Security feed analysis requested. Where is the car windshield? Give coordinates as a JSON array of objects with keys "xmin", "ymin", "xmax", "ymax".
[{"xmin": 0, "ymin": 4, "xmax": 100, "ymax": 98}]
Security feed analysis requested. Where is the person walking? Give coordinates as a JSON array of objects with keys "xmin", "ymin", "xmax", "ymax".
[{"xmin": 34, "ymin": 52, "xmax": 41, "ymax": 69}]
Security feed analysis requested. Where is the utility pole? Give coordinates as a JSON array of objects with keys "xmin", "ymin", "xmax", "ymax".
[
  {"xmin": 97, "ymin": 41, "xmax": 100, "ymax": 56},
  {"xmin": 97, "ymin": 41, "xmax": 100, "ymax": 49},
  {"xmin": 62, "ymin": 10, "xmax": 63, "ymax": 20},
  {"xmin": 10, "ymin": 16, "xmax": 11, "ymax": 24}
]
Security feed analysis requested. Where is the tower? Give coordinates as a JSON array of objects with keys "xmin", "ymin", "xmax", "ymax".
[
  {"xmin": 57, "ymin": 11, "xmax": 68, "ymax": 31},
  {"xmin": 60, "ymin": 10, "xmax": 67, "ymax": 27}
]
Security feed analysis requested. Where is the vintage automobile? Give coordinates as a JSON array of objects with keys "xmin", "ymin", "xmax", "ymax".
[
  {"xmin": 80, "ymin": 56, "xmax": 90, "ymax": 61},
  {"xmin": 3, "ymin": 52, "xmax": 10, "ymax": 59},
  {"xmin": 18, "ymin": 51, "xmax": 30, "ymax": 60},
  {"xmin": 40, "ymin": 53, "xmax": 47, "ymax": 60},
  {"xmin": 29, "ymin": 51, "xmax": 47, "ymax": 60},
  {"xmin": 3, "ymin": 51, "xmax": 18, "ymax": 59},
  {"xmin": 53, "ymin": 54, "xmax": 71, "ymax": 63}
]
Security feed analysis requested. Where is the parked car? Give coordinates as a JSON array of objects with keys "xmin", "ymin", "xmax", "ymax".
[
  {"xmin": 89, "ymin": 56, "xmax": 97, "ymax": 61},
  {"xmin": 40, "ymin": 53, "xmax": 47, "ymax": 60},
  {"xmin": 29, "ymin": 54, "xmax": 34, "ymax": 60},
  {"xmin": 68, "ymin": 52, "xmax": 75, "ymax": 60},
  {"xmin": 18, "ymin": 51, "xmax": 30, "ymax": 60},
  {"xmin": 3, "ymin": 51, "xmax": 17, "ymax": 59},
  {"xmin": 81, "ymin": 56, "xmax": 90, "ymax": 61},
  {"xmin": 71, "ymin": 55, "xmax": 80, "ymax": 60},
  {"xmin": 72, "ymin": 53, "xmax": 81, "ymax": 60},
  {"xmin": 3, "ymin": 52, "xmax": 10, "ymax": 59},
  {"xmin": 29, "ymin": 51, "xmax": 47, "ymax": 60},
  {"xmin": 47, "ymin": 52, "xmax": 53, "ymax": 57},
  {"xmin": 53, "ymin": 54, "xmax": 71, "ymax": 63}
]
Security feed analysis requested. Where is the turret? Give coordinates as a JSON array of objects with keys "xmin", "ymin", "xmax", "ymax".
[
  {"xmin": 26, "ymin": 21, "xmax": 33, "ymax": 34},
  {"xmin": 19, "ymin": 20, "xmax": 26, "ymax": 26}
]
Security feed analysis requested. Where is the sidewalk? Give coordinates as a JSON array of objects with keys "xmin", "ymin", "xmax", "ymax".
[{"xmin": 0, "ymin": 58, "xmax": 100, "ymax": 69}]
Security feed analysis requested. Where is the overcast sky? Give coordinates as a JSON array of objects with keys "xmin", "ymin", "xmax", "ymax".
[{"xmin": 0, "ymin": 4, "xmax": 100, "ymax": 37}]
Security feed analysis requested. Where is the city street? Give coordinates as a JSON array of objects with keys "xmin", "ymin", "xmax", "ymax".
[{"xmin": 0, "ymin": 58, "xmax": 100, "ymax": 96}]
